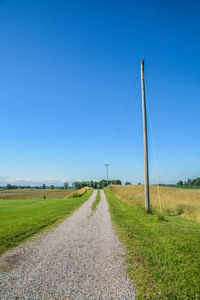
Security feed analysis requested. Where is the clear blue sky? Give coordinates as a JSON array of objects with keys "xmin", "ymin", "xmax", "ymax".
[{"xmin": 0, "ymin": 0, "xmax": 199, "ymax": 185}]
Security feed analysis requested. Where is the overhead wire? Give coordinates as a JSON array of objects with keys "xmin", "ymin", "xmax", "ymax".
[
  {"xmin": 150, "ymin": 0, "xmax": 184, "ymax": 61},
  {"xmin": 143, "ymin": 0, "xmax": 164, "ymax": 56},
  {"xmin": 145, "ymin": 88, "xmax": 163, "ymax": 215},
  {"xmin": 107, "ymin": 84, "xmax": 141, "ymax": 161},
  {"xmin": 105, "ymin": 0, "xmax": 183, "ymax": 195},
  {"xmin": 106, "ymin": 71, "xmax": 140, "ymax": 161},
  {"xmin": 106, "ymin": 0, "xmax": 164, "ymax": 165}
]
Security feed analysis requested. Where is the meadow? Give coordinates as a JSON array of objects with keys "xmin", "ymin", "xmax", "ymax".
[
  {"xmin": 110, "ymin": 185, "xmax": 200, "ymax": 222},
  {"xmin": 0, "ymin": 188, "xmax": 92, "ymax": 255},
  {"xmin": 0, "ymin": 188, "xmax": 73, "ymax": 200},
  {"xmin": 105, "ymin": 186, "xmax": 200, "ymax": 299}
]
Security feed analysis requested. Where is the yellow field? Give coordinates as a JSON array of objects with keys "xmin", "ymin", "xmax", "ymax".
[{"xmin": 109, "ymin": 185, "xmax": 200, "ymax": 222}]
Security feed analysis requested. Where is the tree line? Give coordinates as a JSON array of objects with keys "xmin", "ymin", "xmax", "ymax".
[
  {"xmin": 0, "ymin": 182, "xmax": 69, "ymax": 190},
  {"xmin": 0, "ymin": 180, "xmax": 133, "ymax": 190},
  {"xmin": 177, "ymin": 177, "xmax": 200, "ymax": 187},
  {"xmin": 72, "ymin": 179, "xmax": 122, "ymax": 189}
]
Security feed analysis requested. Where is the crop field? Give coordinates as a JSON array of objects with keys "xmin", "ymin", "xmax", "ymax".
[
  {"xmin": 0, "ymin": 188, "xmax": 92, "ymax": 255},
  {"xmin": 0, "ymin": 188, "xmax": 74, "ymax": 200},
  {"xmin": 110, "ymin": 185, "xmax": 200, "ymax": 222},
  {"xmin": 105, "ymin": 187, "xmax": 200, "ymax": 299}
]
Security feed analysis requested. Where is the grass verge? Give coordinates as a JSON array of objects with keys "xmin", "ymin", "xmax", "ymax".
[
  {"xmin": 105, "ymin": 188, "xmax": 200, "ymax": 299},
  {"xmin": 0, "ymin": 189, "xmax": 93, "ymax": 255},
  {"xmin": 91, "ymin": 189, "xmax": 101, "ymax": 211}
]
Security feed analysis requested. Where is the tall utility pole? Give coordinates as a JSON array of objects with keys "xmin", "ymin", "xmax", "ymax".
[
  {"xmin": 104, "ymin": 164, "xmax": 110, "ymax": 186},
  {"xmin": 140, "ymin": 58, "xmax": 150, "ymax": 212}
]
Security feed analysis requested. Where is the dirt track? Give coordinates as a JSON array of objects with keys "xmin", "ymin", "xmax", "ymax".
[{"xmin": 0, "ymin": 190, "xmax": 135, "ymax": 299}]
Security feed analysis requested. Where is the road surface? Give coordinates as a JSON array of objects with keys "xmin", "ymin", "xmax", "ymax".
[{"xmin": 0, "ymin": 190, "xmax": 135, "ymax": 299}]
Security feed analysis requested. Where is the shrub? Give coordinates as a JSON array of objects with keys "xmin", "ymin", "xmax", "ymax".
[
  {"xmin": 157, "ymin": 214, "xmax": 165, "ymax": 221},
  {"xmin": 70, "ymin": 192, "xmax": 82, "ymax": 198}
]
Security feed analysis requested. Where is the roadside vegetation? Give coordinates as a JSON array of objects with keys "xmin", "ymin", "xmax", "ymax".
[
  {"xmin": 91, "ymin": 190, "xmax": 101, "ymax": 211},
  {"xmin": 110, "ymin": 185, "xmax": 200, "ymax": 223},
  {"xmin": 0, "ymin": 188, "xmax": 93, "ymax": 255},
  {"xmin": 105, "ymin": 188, "xmax": 200, "ymax": 299}
]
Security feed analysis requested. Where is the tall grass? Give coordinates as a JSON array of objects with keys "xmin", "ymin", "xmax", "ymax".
[
  {"xmin": 109, "ymin": 185, "xmax": 200, "ymax": 222},
  {"xmin": 70, "ymin": 186, "xmax": 90, "ymax": 198}
]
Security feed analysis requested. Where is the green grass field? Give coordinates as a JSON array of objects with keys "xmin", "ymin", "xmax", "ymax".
[
  {"xmin": 105, "ymin": 188, "xmax": 200, "ymax": 299},
  {"xmin": 0, "ymin": 189, "xmax": 93, "ymax": 255}
]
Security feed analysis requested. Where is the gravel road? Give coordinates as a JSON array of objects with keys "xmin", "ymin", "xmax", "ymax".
[{"xmin": 0, "ymin": 190, "xmax": 135, "ymax": 299}]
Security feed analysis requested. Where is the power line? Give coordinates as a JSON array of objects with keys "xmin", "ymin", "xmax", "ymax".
[
  {"xmin": 105, "ymin": 1, "xmax": 164, "ymax": 162},
  {"xmin": 106, "ymin": 75, "xmax": 140, "ymax": 161},
  {"xmin": 142, "ymin": 0, "xmax": 184, "ymax": 203},
  {"xmin": 150, "ymin": 0, "xmax": 184, "ymax": 61},
  {"xmin": 145, "ymin": 83, "xmax": 162, "ymax": 214},
  {"xmin": 105, "ymin": 0, "xmax": 184, "ymax": 174},
  {"xmin": 143, "ymin": 0, "xmax": 164, "ymax": 55}
]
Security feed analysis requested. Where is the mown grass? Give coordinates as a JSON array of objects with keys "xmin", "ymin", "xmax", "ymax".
[
  {"xmin": 0, "ymin": 188, "xmax": 93, "ymax": 255},
  {"xmin": 91, "ymin": 189, "xmax": 101, "ymax": 211},
  {"xmin": 105, "ymin": 188, "xmax": 200, "ymax": 299},
  {"xmin": 110, "ymin": 185, "xmax": 200, "ymax": 223}
]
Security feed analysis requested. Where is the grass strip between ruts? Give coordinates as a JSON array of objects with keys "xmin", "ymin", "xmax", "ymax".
[{"xmin": 91, "ymin": 189, "xmax": 101, "ymax": 211}]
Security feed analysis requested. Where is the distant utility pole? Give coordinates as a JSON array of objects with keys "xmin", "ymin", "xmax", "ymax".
[
  {"xmin": 140, "ymin": 58, "xmax": 150, "ymax": 212},
  {"xmin": 104, "ymin": 164, "xmax": 110, "ymax": 186}
]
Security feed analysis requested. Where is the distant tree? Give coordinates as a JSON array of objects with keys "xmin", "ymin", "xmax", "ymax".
[
  {"xmin": 49, "ymin": 185, "xmax": 54, "ymax": 189},
  {"xmin": 177, "ymin": 180, "xmax": 183, "ymax": 186},
  {"xmin": 5, "ymin": 184, "xmax": 12, "ymax": 190},
  {"xmin": 72, "ymin": 182, "xmax": 83, "ymax": 189},
  {"xmin": 92, "ymin": 181, "xmax": 98, "ymax": 189},
  {"xmin": 99, "ymin": 179, "xmax": 107, "ymax": 188},
  {"xmin": 111, "ymin": 180, "xmax": 122, "ymax": 185},
  {"xmin": 64, "ymin": 182, "xmax": 69, "ymax": 189},
  {"xmin": 72, "ymin": 179, "xmax": 122, "ymax": 189},
  {"xmin": 194, "ymin": 178, "xmax": 200, "ymax": 186},
  {"xmin": 97, "ymin": 183, "xmax": 101, "ymax": 189},
  {"xmin": 138, "ymin": 183, "xmax": 141, "ymax": 185},
  {"xmin": 179, "ymin": 177, "xmax": 200, "ymax": 187},
  {"xmin": 42, "ymin": 184, "xmax": 46, "ymax": 189},
  {"xmin": 125, "ymin": 181, "xmax": 131, "ymax": 185}
]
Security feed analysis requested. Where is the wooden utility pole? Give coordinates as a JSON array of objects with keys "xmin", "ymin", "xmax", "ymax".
[
  {"xmin": 140, "ymin": 58, "xmax": 150, "ymax": 212},
  {"xmin": 104, "ymin": 164, "xmax": 110, "ymax": 186}
]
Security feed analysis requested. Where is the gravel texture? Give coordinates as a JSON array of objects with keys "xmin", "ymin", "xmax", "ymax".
[{"xmin": 0, "ymin": 190, "xmax": 135, "ymax": 299}]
